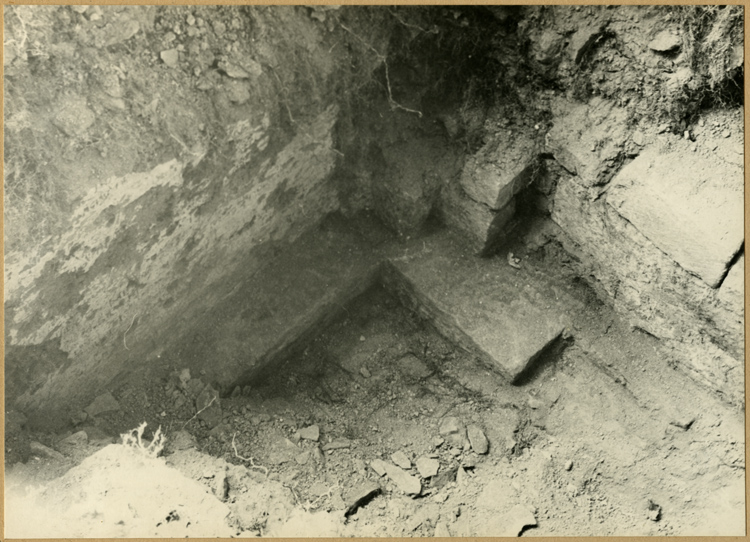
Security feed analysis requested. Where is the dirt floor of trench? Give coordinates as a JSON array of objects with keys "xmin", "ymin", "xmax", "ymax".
[{"xmin": 5, "ymin": 216, "xmax": 745, "ymax": 537}]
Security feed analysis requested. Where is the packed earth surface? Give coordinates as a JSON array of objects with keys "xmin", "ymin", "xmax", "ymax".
[{"xmin": 3, "ymin": 4, "xmax": 745, "ymax": 538}]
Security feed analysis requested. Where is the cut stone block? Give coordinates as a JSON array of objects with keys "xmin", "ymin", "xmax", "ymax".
[
  {"xmin": 384, "ymin": 232, "xmax": 568, "ymax": 382},
  {"xmin": 440, "ymin": 180, "xmax": 517, "ymax": 255},
  {"xmin": 606, "ymin": 145, "xmax": 743, "ymax": 288},
  {"xmin": 546, "ymin": 97, "xmax": 629, "ymax": 186},
  {"xmin": 459, "ymin": 127, "xmax": 539, "ymax": 210}
]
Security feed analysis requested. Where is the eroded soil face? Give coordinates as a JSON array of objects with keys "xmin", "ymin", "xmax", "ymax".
[{"xmin": 6, "ymin": 218, "xmax": 744, "ymax": 537}]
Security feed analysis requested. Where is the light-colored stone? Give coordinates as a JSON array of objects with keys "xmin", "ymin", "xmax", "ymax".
[
  {"xmin": 458, "ymin": 128, "xmax": 538, "ymax": 210},
  {"xmin": 391, "ymin": 450, "xmax": 411, "ymax": 469},
  {"xmin": 649, "ymin": 30, "xmax": 681, "ymax": 52},
  {"xmin": 160, "ymin": 48, "xmax": 179, "ymax": 68},
  {"xmin": 383, "ymin": 462, "xmax": 421, "ymax": 495},
  {"xmin": 467, "ymin": 425, "xmax": 489, "ymax": 454},
  {"xmin": 416, "ymin": 456, "xmax": 440, "ymax": 478},
  {"xmin": 370, "ymin": 458, "xmax": 388, "ymax": 477},
  {"xmin": 606, "ymin": 145, "xmax": 743, "ymax": 288},
  {"xmin": 299, "ymin": 425, "xmax": 320, "ymax": 442}
]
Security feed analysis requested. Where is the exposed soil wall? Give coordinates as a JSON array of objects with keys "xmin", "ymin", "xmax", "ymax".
[{"xmin": 4, "ymin": 5, "xmax": 744, "ymax": 427}]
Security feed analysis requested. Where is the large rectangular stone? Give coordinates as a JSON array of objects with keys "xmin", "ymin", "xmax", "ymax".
[
  {"xmin": 383, "ymin": 232, "xmax": 568, "ymax": 382},
  {"xmin": 606, "ymin": 144, "xmax": 744, "ymax": 288},
  {"xmin": 459, "ymin": 127, "xmax": 539, "ymax": 210}
]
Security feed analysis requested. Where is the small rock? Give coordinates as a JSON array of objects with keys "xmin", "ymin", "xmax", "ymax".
[
  {"xmin": 391, "ymin": 450, "xmax": 411, "ymax": 469},
  {"xmin": 565, "ymin": 460, "xmax": 574, "ymax": 471},
  {"xmin": 527, "ymin": 396, "xmax": 544, "ymax": 410},
  {"xmin": 71, "ymin": 411, "xmax": 88, "ymax": 426},
  {"xmin": 722, "ymin": 130, "xmax": 731, "ymax": 138},
  {"xmin": 242, "ymin": 386, "xmax": 253, "ymax": 396},
  {"xmin": 683, "ymin": 130, "xmax": 690, "ymax": 140},
  {"xmin": 360, "ymin": 366, "xmax": 371, "ymax": 378},
  {"xmin": 178, "ymin": 368, "xmax": 191, "ymax": 388},
  {"xmin": 299, "ymin": 425, "xmax": 320, "ymax": 442},
  {"xmin": 397, "ymin": 354, "xmax": 431, "ymax": 379},
  {"xmin": 213, "ymin": 469, "xmax": 229, "ymax": 501},
  {"xmin": 434, "ymin": 520, "xmax": 451, "ymax": 537},
  {"xmin": 439, "ymin": 417, "xmax": 467, "ymax": 447},
  {"xmin": 231, "ymin": 386, "xmax": 241, "ymax": 398},
  {"xmin": 461, "ymin": 455, "xmax": 477, "ymax": 469},
  {"xmin": 383, "ymin": 463, "xmax": 421, "ymax": 495},
  {"xmin": 657, "ymin": 123, "xmax": 670, "ymax": 134},
  {"xmin": 670, "ymin": 417, "xmax": 695, "ymax": 431},
  {"xmin": 632, "ymin": 130, "xmax": 645, "ymax": 146},
  {"xmin": 160, "ymin": 49, "xmax": 179, "ymax": 68},
  {"xmin": 187, "ymin": 14, "xmax": 195, "ymax": 25},
  {"xmin": 370, "ymin": 458, "xmax": 388, "ymax": 477},
  {"xmin": 72, "ymin": 5, "xmax": 88, "ymax": 13},
  {"xmin": 648, "ymin": 30, "xmax": 681, "ymax": 52},
  {"xmin": 322, "ymin": 438, "xmax": 351, "ymax": 451},
  {"xmin": 432, "ymin": 436, "xmax": 445, "ymax": 448},
  {"xmin": 359, "ymin": 335, "xmax": 366, "ymax": 342},
  {"xmin": 53, "ymin": 96, "xmax": 96, "ymax": 138},
  {"xmin": 344, "ymin": 482, "xmax": 381, "ymax": 517},
  {"xmin": 295, "ymin": 451, "xmax": 311, "ymax": 465},
  {"xmin": 213, "ymin": 21, "xmax": 226, "ymax": 35},
  {"xmin": 195, "ymin": 384, "xmax": 222, "ymax": 428},
  {"xmin": 166, "ymin": 430, "xmax": 197, "ymax": 452},
  {"xmin": 646, "ymin": 499, "xmax": 661, "ymax": 521},
  {"xmin": 699, "ymin": 118, "xmax": 705, "ymax": 127},
  {"xmin": 467, "ymin": 425, "xmax": 489, "ymax": 454},
  {"xmin": 30, "ymin": 441, "xmax": 65, "ymax": 461},
  {"xmin": 456, "ymin": 466, "xmax": 468, "ymax": 486},
  {"xmin": 57, "ymin": 431, "xmax": 89, "ymax": 448},
  {"xmin": 84, "ymin": 392, "xmax": 121, "ymax": 418},
  {"xmin": 416, "ymin": 456, "xmax": 440, "ymax": 478},
  {"xmin": 505, "ymin": 504, "xmax": 537, "ymax": 535}
]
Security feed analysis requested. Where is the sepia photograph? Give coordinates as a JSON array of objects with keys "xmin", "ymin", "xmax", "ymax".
[{"xmin": 3, "ymin": 3, "xmax": 745, "ymax": 537}]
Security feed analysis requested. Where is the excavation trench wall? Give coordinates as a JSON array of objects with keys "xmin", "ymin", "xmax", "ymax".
[{"xmin": 4, "ymin": 5, "xmax": 744, "ymax": 426}]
